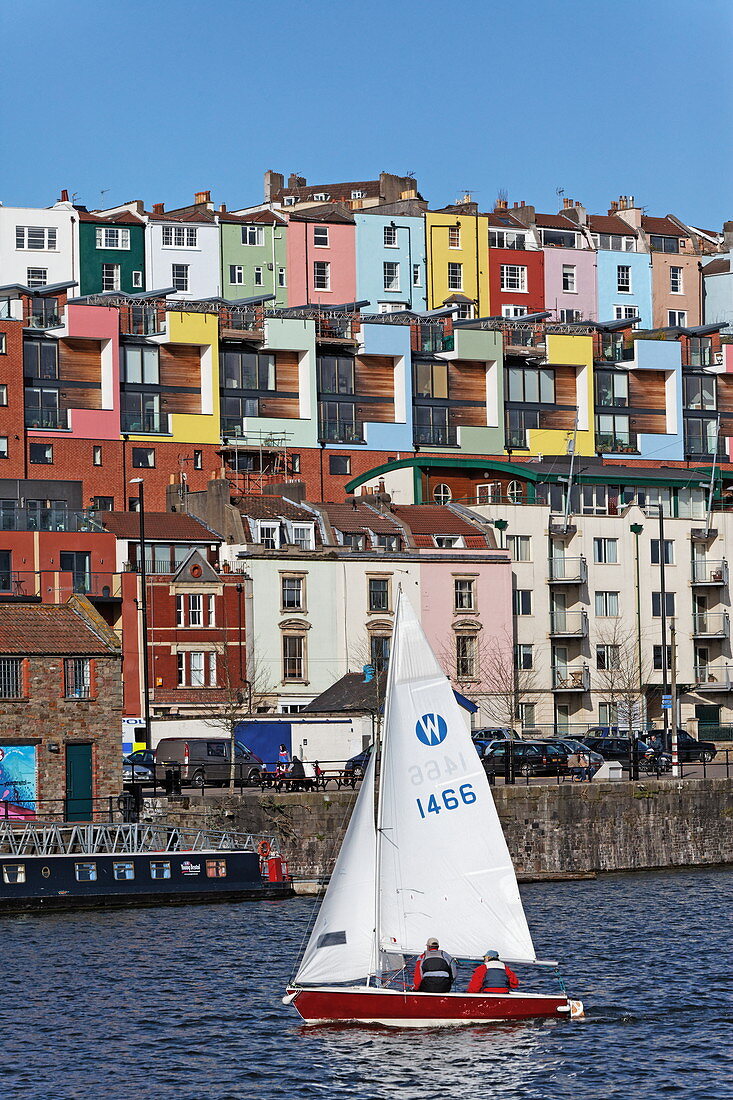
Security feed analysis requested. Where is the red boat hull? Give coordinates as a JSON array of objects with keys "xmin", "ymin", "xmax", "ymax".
[{"xmin": 286, "ymin": 986, "xmax": 573, "ymax": 1027}]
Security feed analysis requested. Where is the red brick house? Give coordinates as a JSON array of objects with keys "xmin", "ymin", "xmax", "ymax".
[{"xmin": 0, "ymin": 596, "xmax": 122, "ymax": 818}]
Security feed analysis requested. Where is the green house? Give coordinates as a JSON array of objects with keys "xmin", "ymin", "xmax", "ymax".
[
  {"xmin": 78, "ymin": 211, "xmax": 146, "ymax": 296},
  {"xmin": 220, "ymin": 210, "xmax": 288, "ymax": 306}
]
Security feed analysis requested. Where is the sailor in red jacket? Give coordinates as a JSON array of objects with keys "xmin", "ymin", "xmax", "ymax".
[{"xmin": 467, "ymin": 949, "xmax": 519, "ymax": 994}]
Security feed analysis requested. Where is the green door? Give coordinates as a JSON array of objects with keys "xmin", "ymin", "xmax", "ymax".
[
  {"xmin": 66, "ymin": 743, "xmax": 93, "ymax": 821},
  {"xmin": 695, "ymin": 704, "xmax": 721, "ymax": 739}
]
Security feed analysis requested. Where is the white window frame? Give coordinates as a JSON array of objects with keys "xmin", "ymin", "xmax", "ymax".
[
  {"xmin": 668, "ymin": 309, "xmax": 687, "ymax": 327},
  {"xmin": 229, "ymin": 265, "xmax": 244, "ymax": 285},
  {"xmin": 95, "ymin": 226, "xmax": 130, "ymax": 250},
  {"xmin": 595, "ymin": 590, "xmax": 620, "ymax": 617},
  {"xmin": 254, "ymin": 267, "xmax": 264, "ymax": 287},
  {"xmin": 132, "ymin": 270, "xmax": 143, "ymax": 288},
  {"xmin": 614, "ymin": 305, "xmax": 638, "ymax": 322},
  {"xmin": 447, "ymin": 262, "xmax": 463, "ymax": 290},
  {"xmin": 507, "ymin": 534, "xmax": 531, "ymax": 562},
  {"xmin": 242, "ymin": 225, "xmax": 264, "ymax": 246},
  {"xmin": 448, "ymin": 226, "xmax": 461, "ymax": 249},
  {"xmin": 313, "ymin": 226, "xmax": 329, "ymax": 248},
  {"xmin": 351, "ymin": 190, "xmax": 366, "ymax": 199},
  {"xmin": 412, "ymin": 263, "xmax": 422, "ymax": 287},
  {"xmin": 26, "ymin": 267, "xmax": 47, "ymax": 287},
  {"xmin": 258, "ymin": 521, "xmax": 280, "ymax": 549},
  {"xmin": 383, "ymin": 261, "xmax": 400, "ymax": 291},
  {"xmin": 101, "ymin": 263, "xmax": 120, "ymax": 292},
  {"xmin": 453, "ymin": 577, "xmax": 475, "ymax": 611},
  {"xmin": 171, "ymin": 264, "xmax": 189, "ymax": 292},
  {"xmin": 616, "ymin": 265, "xmax": 632, "ymax": 293},
  {"xmin": 500, "ymin": 264, "xmax": 527, "ymax": 292},
  {"xmin": 502, "ymin": 304, "xmax": 528, "ymax": 318},
  {"xmin": 16, "ymin": 226, "xmax": 57, "ymax": 251},
  {"xmin": 277, "ymin": 268, "xmax": 287, "ymax": 287},
  {"xmin": 670, "ymin": 266, "xmax": 683, "ymax": 294},
  {"xmin": 383, "ymin": 225, "xmax": 398, "ymax": 247},
  {"xmin": 312, "ymin": 193, "xmax": 329, "ymax": 202},
  {"xmin": 313, "ymin": 261, "xmax": 330, "ymax": 290},
  {"xmin": 562, "ymin": 264, "xmax": 576, "ymax": 293},
  {"xmin": 162, "ymin": 226, "xmax": 198, "ymax": 248},
  {"xmin": 290, "ymin": 523, "xmax": 314, "ymax": 549},
  {"xmin": 593, "ymin": 537, "xmax": 618, "ymax": 564}
]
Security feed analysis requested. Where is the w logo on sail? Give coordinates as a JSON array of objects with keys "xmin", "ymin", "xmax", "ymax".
[{"xmin": 415, "ymin": 713, "xmax": 448, "ymax": 747}]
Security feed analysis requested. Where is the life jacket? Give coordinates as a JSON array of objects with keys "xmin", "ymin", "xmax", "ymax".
[
  {"xmin": 480, "ymin": 960, "xmax": 510, "ymax": 991},
  {"xmin": 421, "ymin": 950, "xmax": 453, "ymax": 980}
]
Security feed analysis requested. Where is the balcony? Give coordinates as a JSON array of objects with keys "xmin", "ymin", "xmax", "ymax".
[
  {"xmin": 694, "ymin": 664, "xmax": 732, "ymax": 691},
  {"xmin": 121, "ymin": 304, "xmax": 166, "ymax": 337},
  {"xmin": 548, "ymin": 556, "xmax": 587, "ymax": 584},
  {"xmin": 552, "ymin": 664, "xmax": 590, "ymax": 691},
  {"xmin": 596, "ymin": 432, "xmax": 639, "ymax": 455},
  {"xmin": 503, "ymin": 325, "xmax": 546, "ymax": 355},
  {"xmin": 413, "ymin": 424, "xmax": 457, "ymax": 447},
  {"xmin": 24, "ymin": 299, "xmax": 62, "ymax": 330},
  {"xmin": 58, "ymin": 572, "xmax": 123, "ymax": 599},
  {"xmin": 0, "ymin": 571, "xmax": 41, "ymax": 600},
  {"xmin": 220, "ymin": 306, "xmax": 264, "ymax": 339},
  {"xmin": 24, "ymin": 407, "xmax": 69, "ymax": 430},
  {"xmin": 692, "ymin": 612, "xmax": 729, "ymax": 639},
  {"xmin": 549, "ymin": 610, "xmax": 588, "ymax": 638},
  {"xmin": 318, "ymin": 410, "xmax": 364, "ymax": 443},
  {"xmin": 506, "ymin": 428, "xmax": 529, "ymax": 450},
  {"xmin": 412, "ymin": 324, "xmax": 454, "ymax": 355},
  {"xmin": 691, "ymin": 560, "xmax": 728, "ymax": 586},
  {"xmin": 595, "ymin": 335, "xmax": 635, "ymax": 363},
  {"xmin": 316, "ymin": 316, "xmax": 356, "ymax": 342},
  {"xmin": 121, "ymin": 411, "xmax": 170, "ymax": 434}
]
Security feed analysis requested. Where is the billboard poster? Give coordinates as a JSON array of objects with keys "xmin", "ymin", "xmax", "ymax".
[{"xmin": 0, "ymin": 745, "xmax": 37, "ymax": 808}]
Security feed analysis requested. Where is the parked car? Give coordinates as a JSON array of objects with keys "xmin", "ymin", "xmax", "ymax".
[
  {"xmin": 344, "ymin": 745, "xmax": 373, "ymax": 779},
  {"xmin": 482, "ymin": 740, "xmax": 569, "ymax": 779},
  {"xmin": 664, "ymin": 730, "xmax": 717, "ymax": 764},
  {"xmin": 582, "ymin": 736, "xmax": 657, "ymax": 764},
  {"xmin": 471, "ymin": 727, "xmax": 520, "ymax": 755},
  {"xmin": 122, "ymin": 755, "xmax": 155, "ymax": 782},
  {"xmin": 153, "ymin": 737, "xmax": 263, "ymax": 788},
  {"xmin": 542, "ymin": 738, "xmax": 605, "ymax": 773}
]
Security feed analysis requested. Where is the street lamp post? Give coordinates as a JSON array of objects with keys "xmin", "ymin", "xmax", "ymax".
[{"xmin": 129, "ymin": 478, "xmax": 151, "ymax": 749}]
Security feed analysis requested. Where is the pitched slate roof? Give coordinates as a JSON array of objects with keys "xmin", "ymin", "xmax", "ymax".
[
  {"xmin": 392, "ymin": 505, "xmax": 489, "ymax": 548},
  {"xmin": 588, "ymin": 214, "xmax": 638, "ymax": 236},
  {"xmin": 278, "ymin": 180, "xmax": 382, "ymax": 203},
  {"xmin": 0, "ymin": 603, "xmax": 119, "ymax": 655},
  {"xmin": 77, "ymin": 209, "xmax": 145, "ymax": 225},
  {"xmin": 703, "ymin": 257, "xmax": 730, "ymax": 275},
  {"xmin": 237, "ymin": 495, "xmax": 316, "ymax": 522},
  {"xmin": 642, "ymin": 216, "xmax": 687, "ymax": 237},
  {"xmin": 535, "ymin": 212, "xmax": 579, "ymax": 230},
  {"xmin": 146, "ymin": 208, "xmax": 217, "ymax": 224},
  {"xmin": 302, "ymin": 671, "xmax": 387, "ymax": 713},
  {"xmin": 485, "ymin": 211, "xmax": 526, "ymax": 229},
  {"xmin": 100, "ymin": 512, "xmax": 219, "ymax": 540},
  {"xmin": 320, "ymin": 501, "xmax": 403, "ymax": 536},
  {"xmin": 219, "ymin": 209, "xmax": 286, "ymax": 225},
  {"xmin": 288, "ymin": 209, "xmax": 355, "ymax": 225}
]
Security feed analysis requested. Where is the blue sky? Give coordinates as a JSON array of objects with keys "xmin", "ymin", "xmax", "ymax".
[{"xmin": 2, "ymin": 0, "xmax": 731, "ymax": 228}]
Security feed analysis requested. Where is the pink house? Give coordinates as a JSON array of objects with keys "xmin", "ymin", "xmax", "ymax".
[
  {"xmin": 542, "ymin": 247, "xmax": 598, "ymax": 323},
  {"xmin": 65, "ymin": 303, "xmax": 121, "ymax": 439},
  {"xmin": 286, "ymin": 211, "xmax": 357, "ymax": 305}
]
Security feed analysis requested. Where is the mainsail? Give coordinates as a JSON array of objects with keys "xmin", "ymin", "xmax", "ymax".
[
  {"xmin": 294, "ymin": 749, "xmax": 378, "ymax": 984},
  {"xmin": 376, "ymin": 592, "xmax": 537, "ymax": 963}
]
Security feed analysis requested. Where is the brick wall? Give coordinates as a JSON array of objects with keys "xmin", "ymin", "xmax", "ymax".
[{"xmin": 0, "ymin": 653, "xmax": 122, "ymax": 808}]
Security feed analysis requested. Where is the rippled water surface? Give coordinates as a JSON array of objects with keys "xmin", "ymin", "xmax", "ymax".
[{"xmin": 2, "ymin": 868, "xmax": 732, "ymax": 1099}]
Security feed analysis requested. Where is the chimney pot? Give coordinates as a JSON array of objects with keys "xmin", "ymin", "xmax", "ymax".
[
  {"xmin": 152, "ymin": 202, "xmax": 165, "ymax": 215},
  {"xmin": 220, "ymin": 203, "xmax": 227, "ymax": 212},
  {"xmin": 60, "ymin": 189, "xmax": 69, "ymax": 203},
  {"xmin": 521, "ymin": 201, "xmax": 525, "ymax": 207},
  {"xmin": 194, "ymin": 190, "xmax": 211, "ymax": 205}
]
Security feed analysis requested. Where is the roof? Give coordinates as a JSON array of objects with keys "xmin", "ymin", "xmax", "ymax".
[
  {"xmin": 0, "ymin": 603, "xmax": 119, "ymax": 655},
  {"xmin": 146, "ymin": 207, "xmax": 217, "ymax": 224},
  {"xmin": 77, "ymin": 209, "xmax": 144, "ymax": 226},
  {"xmin": 703, "ymin": 257, "xmax": 730, "ymax": 276},
  {"xmin": 587, "ymin": 214, "xmax": 638, "ymax": 237},
  {"xmin": 642, "ymin": 216, "xmax": 686, "ymax": 237},
  {"xmin": 237, "ymin": 494, "xmax": 317, "ymax": 523},
  {"xmin": 535, "ymin": 213, "xmax": 578, "ymax": 231},
  {"xmin": 288, "ymin": 209, "xmax": 355, "ymax": 225},
  {"xmin": 277, "ymin": 180, "xmax": 382, "ymax": 202},
  {"xmin": 391, "ymin": 504, "xmax": 489, "ymax": 548},
  {"xmin": 485, "ymin": 211, "xmax": 526, "ymax": 229},
  {"xmin": 218, "ymin": 209, "xmax": 286, "ymax": 226},
  {"xmin": 304, "ymin": 671, "xmax": 477, "ymax": 714},
  {"xmin": 320, "ymin": 501, "xmax": 403, "ymax": 536},
  {"xmin": 100, "ymin": 512, "xmax": 220, "ymax": 540}
]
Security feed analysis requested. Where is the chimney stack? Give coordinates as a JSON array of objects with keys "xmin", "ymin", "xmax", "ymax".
[
  {"xmin": 494, "ymin": 198, "xmax": 508, "ymax": 212},
  {"xmin": 264, "ymin": 170, "xmax": 284, "ymax": 202},
  {"xmin": 288, "ymin": 173, "xmax": 306, "ymax": 188},
  {"xmin": 152, "ymin": 203, "xmax": 165, "ymax": 215},
  {"xmin": 59, "ymin": 189, "xmax": 69, "ymax": 203},
  {"xmin": 219, "ymin": 203, "xmax": 227, "ymax": 213},
  {"xmin": 194, "ymin": 190, "xmax": 211, "ymax": 206},
  {"xmin": 609, "ymin": 200, "xmax": 618, "ymax": 212}
]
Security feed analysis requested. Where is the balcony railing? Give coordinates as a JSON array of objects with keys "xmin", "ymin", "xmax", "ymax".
[
  {"xmin": 692, "ymin": 612, "xmax": 729, "ymax": 638},
  {"xmin": 24, "ymin": 299, "xmax": 62, "ymax": 330},
  {"xmin": 506, "ymin": 428, "xmax": 529, "ymax": 450},
  {"xmin": 549, "ymin": 610, "xmax": 588, "ymax": 637},
  {"xmin": 413, "ymin": 424, "xmax": 457, "ymax": 447},
  {"xmin": 58, "ymin": 572, "xmax": 123, "ymax": 598},
  {"xmin": 220, "ymin": 306, "xmax": 264, "ymax": 334},
  {"xmin": 691, "ymin": 560, "xmax": 728, "ymax": 585},
  {"xmin": 318, "ymin": 418, "xmax": 364, "ymax": 444},
  {"xmin": 596, "ymin": 432, "xmax": 639, "ymax": 455},
  {"xmin": 548, "ymin": 556, "xmax": 587, "ymax": 584},
  {"xmin": 552, "ymin": 664, "xmax": 590, "ymax": 691},
  {"xmin": 694, "ymin": 664, "xmax": 732, "ymax": 690},
  {"xmin": 412, "ymin": 325, "xmax": 454, "ymax": 354},
  {"xmin": 125, "ymin": 558, "xmax": 211, "ymax": 575},
  {"xmin": 25, "ymin": 407, "xmax": 69, "ymax": 430},
  {"xmin": 121, "ymin": 305, "xmax": 166, "ymax": 336},
  {"xmin": 0, "ymin": 509, "xmax": 106, "ymax": 533},
  {"xmin": 121, "ymin": 411, "xmax": 170, "ymax": 434},
  {"xmin": 0, "ymin": 571, "xmax": 41, "ymax": 598},
  {"xmin": 595, "ymin": 336, "xmax": 635, "ymax": 363}
]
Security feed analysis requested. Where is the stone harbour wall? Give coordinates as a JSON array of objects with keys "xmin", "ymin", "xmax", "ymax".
[{"xmin": 144, "ymin": 777, "xmax": 733, "ymax": 880}]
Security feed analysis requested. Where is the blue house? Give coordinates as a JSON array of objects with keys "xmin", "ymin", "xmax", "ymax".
[
  {"xmin": 595, "ymin": 249, "xmax": 653, "ymax": 328},
  {"xmin": 355, "ymin": 204, "xmax": 427, "ymax": 313}
]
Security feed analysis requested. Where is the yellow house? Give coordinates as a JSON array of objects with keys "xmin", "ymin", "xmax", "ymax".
[
  {"xmin": 523, "ymin": 333, "xmax": 596, "ymax": 457},
  {"xmin": 425, "ymin": 210, "xmax": 490, "ymax": 317}
]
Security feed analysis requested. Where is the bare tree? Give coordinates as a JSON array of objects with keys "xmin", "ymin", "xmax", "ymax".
[
  {"xmin": 199, "ymin": 642, "xmax": 277, "ymax": 789},
  {"xmin": 593, "ymin": 621, "xmax": 650, "ymax": 735},
  {"xmin": 440, "ymin": 630, "xmax": 541, "ymax": 732}
]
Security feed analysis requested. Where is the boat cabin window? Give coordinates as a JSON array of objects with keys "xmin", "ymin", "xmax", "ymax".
[
  {"xmin": 2, "ymin": 863, "xmax": 25, "ymax": 884},
  {"xmin": 75, "ymin": 862, "xmax": 97, "ymax": 882},
  {"xmin": 207, "ymin": 743, "xmax": 226, "ymax": 758},
  {"xmin": 113, "ymin": 861, "xmax": 135, "ymax": 881},
  {"xmin": 150, "ymin": 861, "xmax": 171, "ymax": 880},
  {"xmin": 206, "ymin": 859, "xmax": 227, "ymax": 878}
]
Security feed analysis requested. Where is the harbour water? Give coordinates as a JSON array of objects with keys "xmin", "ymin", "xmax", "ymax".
[{"xmin": 2, "ymin": 867, "xmax": 731, "ymax": 1100}]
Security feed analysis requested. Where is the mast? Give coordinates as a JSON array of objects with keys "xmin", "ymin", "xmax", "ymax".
[{"xmin": 373, "ymin": 585, "xmax": 401, "ymax": 976}]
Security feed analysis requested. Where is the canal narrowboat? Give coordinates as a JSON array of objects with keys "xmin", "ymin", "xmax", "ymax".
[{"xmin": 0, "ymin": 821, "xmax": 291, "ymax": 913}]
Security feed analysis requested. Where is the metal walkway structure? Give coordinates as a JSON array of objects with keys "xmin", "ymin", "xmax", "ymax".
[{"xmin": 0, "ymin": 822, "xmax": 278, "ymax": 858}]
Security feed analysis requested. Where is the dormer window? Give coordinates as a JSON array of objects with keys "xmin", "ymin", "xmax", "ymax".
[
  {"xmin": 283, "ymin": 196, "xmax": 297, "ymax": 206},
  {"xmin": 341, "ymin": 532, "xmax": 366, "ymax": 550},
  {"xmin": 374, "ymin": 533, "xmax": 400, "ymax": 551},
  {"xmin": 540, "ymin": 229, "xmax": 577, "ymax": 248},
  {"xmin": 312, "ymin": 193, "xmax": 330, "ymax": 202},
  {"xmin": 290, "ymin": 523, "xmax": 314, "ymax": 550},
  {"xmin": 351, "ymin": 190, "xmax": 366, "ymax": 200},
  {"xmin": 258, "ymin": 522, "xmax": 280, "ymax": 549},
  {"xmin": 434, "ymin": 535, "xmax": 464, "ymax": 549}
]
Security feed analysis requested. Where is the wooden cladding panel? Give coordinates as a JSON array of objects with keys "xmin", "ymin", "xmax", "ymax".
[
  {"xmin": 554, "ymin": 365, "xmax": 577, "ymax": 407},
  {"xmin": 355, "ymin": 400, "xmax": 394, "ymax": 424},
  {"xmin": 717, "ymin": 375, "xmax": 733, "ymax": 416},
  {"xmin": 58, "ymin": 339, "xmax": 102, "ymax": 386},
  {"xmin": 60, "ymin": 385, "xmax": 102, "ymax": 411},
  {"xmin": 448, "ymin": 360, "xmax": 486, "ymax": 404},
  {"xmin": 629, "ymin": 371, "xmax": 665, "ymax": 410},
  {"xmin": 276, "ymin": 350, "xmax": 300, "ymax": 393},
  {"xmin": 540, "ymin": 407, "xmax": 576, "ymax": 431},
  {"xmin": 451, "ymin": 404, "xmax": 486, "ymax": 428},
  {"xmin": 160, "ymin": 345, "xmax": 201, "ymax": 390},
  {"xmin": 632, "ymin": 412, "xmax": 667, "ymax": 434},
  {"xmin": 163, "ymin": 391, "xmax": 201, "ymax": 414},
  {"xmin": 259, "ymin": 396, "xmax": 300, "ymax": 419},
  {"xmin": 355, "ymin": 355, "xmax": 395, "ymax": 401}
]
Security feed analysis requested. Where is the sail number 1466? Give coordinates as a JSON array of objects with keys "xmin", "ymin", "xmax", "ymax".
[{"xmin": 416, "ymin": 784, "xmax": 476, "ymax": 818}]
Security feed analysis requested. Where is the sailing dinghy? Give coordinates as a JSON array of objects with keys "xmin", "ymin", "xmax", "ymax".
[{"xmin": 285, "ymin": 592, "xmax": 583, "ymax": 1026}]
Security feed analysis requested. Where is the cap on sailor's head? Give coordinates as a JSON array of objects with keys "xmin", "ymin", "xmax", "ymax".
[
  {"xmin": 484, "ymin": 949, "xmax": 499, "ymax": 960},
  {"xmin": 427, "ymin": 937, "xmax": 439, "ymax": 948}
]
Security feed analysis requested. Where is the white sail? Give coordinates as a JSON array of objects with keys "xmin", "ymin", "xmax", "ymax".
[
  {"xmin": 377, "ymin": 593, "xmax": 537, "ymax": 963},
  {"xmin": 295, "ymin": 749, "xmax": 378, "ymax": 984}
]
